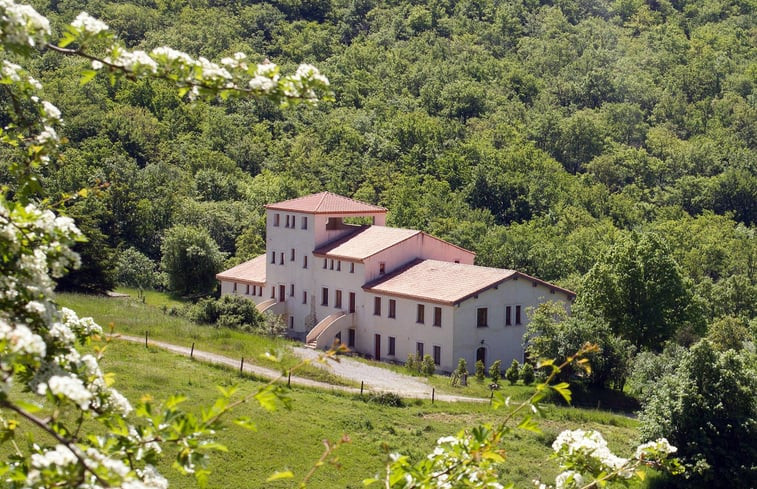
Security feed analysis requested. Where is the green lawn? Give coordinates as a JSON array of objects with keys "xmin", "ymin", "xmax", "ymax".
[
  {"xmin": 56, "ymin": 291, "xmax": 353, "ymax": 386},
  {"xmin": 95, "ymin": 341, "xmax": 650, "ymax": 489}
]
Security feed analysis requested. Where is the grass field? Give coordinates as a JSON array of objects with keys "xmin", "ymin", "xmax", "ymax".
[
  {"xmin": 57, "ymin": 291, "xmax": 353, "ymax": 386},
  {"xmin": 95, "ymin": 341, "xmax": 651, "ymax": 489}
]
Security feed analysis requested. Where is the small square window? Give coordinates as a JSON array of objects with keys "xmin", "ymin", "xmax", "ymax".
[{"xmin": 379, "ymin": 262, "xmax": 386, "ymax": 275}]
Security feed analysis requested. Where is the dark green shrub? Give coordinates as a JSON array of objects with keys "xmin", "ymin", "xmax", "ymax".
[
  {"xmin": 366, "ymin": 392, "xmax": 405, "ymax": 407},
  {"xmin": 475, "ymin": 360, "xmax": 485, "ymax": 382},
  {"xmin": 421, "ymin": 354, "xmax": 435, "ymax": 376},
  {"xmin": 520, "ymin": 362, "xmax": 535, "ymax": 385},
  {"xmin": 488, "ymin": 360, "xmax": 502, "ymax": 384},
  {"xmin": 188, "ymin": 295, "xmax": 262, "ymax": 331},
  {"xmin": 639, "ymin": 341, "xmax": 757, "ymax": 487},
  {"xmin": 405, "ymin": 353, "xmax": 417, "ymax": 372},
  {"xmin": 505, "ymin": 359, "xmax": 520, "ymax": 385}
]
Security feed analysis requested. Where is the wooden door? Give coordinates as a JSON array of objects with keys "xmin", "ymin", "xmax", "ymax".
[
  {"xmin": 374, "ymin": 334, "xmax": 381, "ymax": 360},
  {"xmin": 279, "ymin": 285, "xmax": 285, "ymax": 302},
  {"xmin": 349, "ymin": 292, "xmax": 356, "ymax": 313}
]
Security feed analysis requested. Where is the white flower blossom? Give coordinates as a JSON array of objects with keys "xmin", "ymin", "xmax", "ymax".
[
  {"xmin": 92, "ymin": 59, "xmax": 104, "ymax": 70},
  {"xmin": 43, "ymin": 374, "xmax": 92, "ymax": 409},
  {"xmin": 0, "ymin": 319, "xmax": 47, "ymax": 357},
  {"xmin": 0, "ymin": 0, "xmax": 51, "ymax": 47},
  {"xmin": 634, "ymin": 438, "xmax": 677, "ymax": 459},
  {"xmin": 30, "ymin": 444, "xmax": 77, "ymax": 469},
  {"xmin": 71, "ymin": 11, "xmax": 109, "ymax": 34},
  {"xmin": 41, "ymin": 100, "xmax": 62, "ymax": 121},
  {"xmin": 36, "ymin": 125, "xmax": 58, "ymax": 144},
  {"xmin": 249, "ymin": 75, "xmax": 275, "ymax": 92},
  {"xmin": 555, "ymin": 470, "xmax": 583, "ymax": 489}
]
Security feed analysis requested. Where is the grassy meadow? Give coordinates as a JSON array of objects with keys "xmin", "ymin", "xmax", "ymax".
[
  {"xmin": 96, "ymin": 341, "xmax": 649, "ymax": 488},
  {"xmin": 44, "ymin": 291, "xmax": 660, "ymax": 488}
]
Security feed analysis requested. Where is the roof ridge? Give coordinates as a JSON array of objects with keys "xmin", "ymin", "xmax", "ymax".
[{"xmin": 315, "ymin": 191, "xmax": 329, "ymax": 211}]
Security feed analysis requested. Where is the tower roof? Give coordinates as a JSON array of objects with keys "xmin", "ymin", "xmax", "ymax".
[{"xmin": 265, "ymin": 192, "xmax": 386, "ymax": 215}]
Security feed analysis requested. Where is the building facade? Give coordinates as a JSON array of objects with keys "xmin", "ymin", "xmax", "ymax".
[{"xmin": 217, "ymin": 192, "xmax": 574, "ymax": 373}]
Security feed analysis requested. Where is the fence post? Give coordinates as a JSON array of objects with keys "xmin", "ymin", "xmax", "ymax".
[
  {"xmin": 432, "ymin": 388, "xmax": 435, "ymax": 404},
  {"xmin": 360, "ymin": 381, "xmax": 364, "ymax": 396},
  {"xmin": 190, "ymin": 342, "xmax": 194, "ymax": 359},
  {"xmin": 240, "ymin": 357, "xmax": 244, "ymax": 373},
  {"xmin": 144, "ymin": 330, "xmax": 148, "ymax": 348},
  {"xmin": 287, "ymin": 370, "xmax": 291, "ymax": 388}
]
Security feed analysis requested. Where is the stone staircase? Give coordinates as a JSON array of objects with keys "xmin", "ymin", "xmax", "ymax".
[{"xmin": 304, "ymin": 312, "xmax": 347, "ymax": 349}]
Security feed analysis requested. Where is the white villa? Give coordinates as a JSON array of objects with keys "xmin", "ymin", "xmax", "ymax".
[{"xmin": 217, "ymin": 192, "xmax": 574, "ymax": 373}]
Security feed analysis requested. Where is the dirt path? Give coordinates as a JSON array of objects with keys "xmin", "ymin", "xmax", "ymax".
[{"xmin": 115, "ymin": 335, "xmax": 484, "ymax": 403}]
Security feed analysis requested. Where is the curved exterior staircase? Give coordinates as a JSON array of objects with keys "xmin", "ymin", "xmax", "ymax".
[{"xmin": 304, "ymin": 312, "xmax": 353, "ymax": 349}]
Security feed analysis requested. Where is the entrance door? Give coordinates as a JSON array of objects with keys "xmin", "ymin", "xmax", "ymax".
[
  {"xmin": 374, "ymin": 334, "xmax": 381, "ymax": 360},
  {"xmin": 349, "ymin": 292, "xmax": 356, "ymax": 313},
  {"xmin": 476, "ymin": 347, "xmax": 486, "ymax": 367},
  {"xmin": 348, "ymin": 328, "xmax": 355, "ymax": 348},
  {"xmin": 279, "ymin": 285, "xmax": 285, "ymax": 302}
]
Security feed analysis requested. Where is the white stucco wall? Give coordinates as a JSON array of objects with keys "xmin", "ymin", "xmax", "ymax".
[{"xmin": 451, "ymin": 278, "xmax": 572, "ymax": 372}]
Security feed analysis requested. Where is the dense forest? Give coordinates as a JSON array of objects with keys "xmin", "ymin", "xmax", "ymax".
[{"xmin": 14, "ymin": 0, "xmax": 755, "ymax": 319}]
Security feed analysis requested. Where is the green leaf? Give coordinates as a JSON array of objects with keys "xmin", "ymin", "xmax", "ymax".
[
  {"xmin": 254, "ymin": 387, "xmax": 279, "ymax": 412},
  {"xmin": 363, "ymin": 478, "xmax": 380, "ymax": 486},
  {"xmin": 79, "ymin": 70, "xmax": 97, "ymax": 86},
  {"xmin": 14, "ymin": 400, "xmax": 41, "ymax": 413},
  {"xmin": 233, "ymin": 416, "xmax": 257, "ymax": 431},
  {"xmin": 266, "ymin": 471, "xmax": 294, "ymax": 482},
  {"xmin": 516, "ymin": 416, "xmax": 541, "ymax": 434},
  {"xmin": 551, "ymin": 382, "xmax": 572, "ymax": 404}
]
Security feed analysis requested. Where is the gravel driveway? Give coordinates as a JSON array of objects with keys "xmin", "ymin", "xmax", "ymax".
[{"xmin": 115, "ymin": 334, "xmax": 483, "ymax": 402}]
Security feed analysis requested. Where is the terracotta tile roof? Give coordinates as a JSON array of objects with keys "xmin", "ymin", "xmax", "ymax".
[
  {"xmin": 265, "ymin": 192, "xmax": 387, "ymax": 214},
  {"xmin": 216, "ymin": 254, "xmax": 266, "ymax": 284},
  {"xmin": 365, "ymin": 259, "xmax": 516, "ymax": 304},
  {"xmin": 365, "ymin": 259, "xmax": 576, "ymax": 304},
  {"xmin": 313, "ymin": 226, "xmax": 420, "ymax": 260}
]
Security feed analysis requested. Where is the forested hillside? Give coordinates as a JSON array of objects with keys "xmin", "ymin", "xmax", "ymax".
[{"xmin": 21, "ymin": 0, "xmax": 755, "ymax": 320}]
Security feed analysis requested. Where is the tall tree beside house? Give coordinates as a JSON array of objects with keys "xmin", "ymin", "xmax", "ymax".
[
  {"xmin": 577, "ymin": 233, "xmax": 704, "ymax": 351},
  {"xmin": 161, "ymin": 225, "xmax": 224, "ymax": 296}
]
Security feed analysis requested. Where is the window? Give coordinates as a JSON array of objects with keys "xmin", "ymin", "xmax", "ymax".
[
  {"xmin": 270, "ymin": 286, "xmax": 275, "ymax": 298},
  {"xmin": 433, "ymin": 307, "xmax": 442, "ymax": 327},
  {"xmin": 285, "ymin": 215, "xmax": 290, "ymax": 228},
  {"xmin": 335, "ymin": 290, "xmax": 342, "ymax": 309},
  {"xmin": 323, "ymin": 258, "xmax": 327, "ymax": 269},
  {"xmin": 246, "ymin": 284, "xmax": 250, "ymax": 295},
  {"xmin": 273, "ymin": 213, "xmax": 280, "ymax": 226},
  {"xmin": 329, "ymin": 259, "xmax": 334, "ymax": 270},
  {"xmin": 374, "ymin": 297, "xmax": 381, "ymax": 316},
  {"xmin": 515, "ymin": 305, "xmax": 522, "ymax": 325},
  {"xmin": 302, "ymin": 291, "xmax": 307, "ymax": 304},
  {"xmin": 321, "ymin": 287, "xmax": 329, "ymax": 306},
  {"xmin": 416, "ymin": 342, "xmax": 424, "ymax": 358},
  {"xmin": 271, "ymin": 252, "xmax": 276, "ymax": 264},
  {"xmin": 289, "ymin": 316, "xmax": 294, "ymax": 329},
  {"xmin": 258, "ymin": 287, "xmax": 262, "ymax": 297},
  {"xmin": 303, "ymin": 255, "xmax": 308, "ymax": 268},
  {"xmin": 379, "ymin": 262, "xmax": 386, "ymax": 275},
  {"xmin": 477, "ymin": 307, "xmax": 488, "ymax": 327},
  {"xmin": 388, "ymin": 336, "xmax": 396, "ymax": 356},
  {"xmin": 416, "ymin": 304, "xmax": 425, "ymax": 324},
  {"xmin": 433, "ymin": 345, "xmax": 441, "ymax": 365},
  {"xmin": 290, "ymin": 248, "xmax": 295, "ymax": 261},
  {"xmin": 350, "ymin": 263, "xmax": 354, "ymax": 273},
  {"xmin": 290, "ymin": 284, "xmax": 294, "ymax": 297},
  {"xmin": 233, "ymin": 282, "xmax": 237, "ymax": 292},
  {"xmin": 337, "ymin": 260, "xmax": 341, "ymax": 271},
  {"xmin": 301, "ymin": 216, "xmax": 308, "ymax": 229},
  {"xmin": 505, "ymin": 306, "xmax": 512, "ymax": 326},
  {"xmin": 388, "ymin": 299, "xmax": 396, "ymax": 319},
  {"xmin": 279, "ymin": 253, "xmax": 283, "ymax": 265}
]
